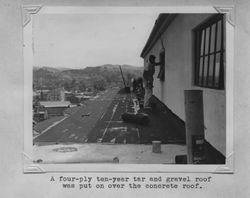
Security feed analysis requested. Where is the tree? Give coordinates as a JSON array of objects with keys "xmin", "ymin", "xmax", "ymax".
[
  {"xmin": 79, "ymin": 80, "xmax": 86, "ymax": 92},
  {"xmin": 63, "ymin": 81, "xmax": 70, "ymax": 91},
  {"xmin": 70, "ymin": 79, "xmax": 76, "ymax": 90},
  {"xmin": 92, "ymin": 76, "xmax": 107, "ymax": 91}
]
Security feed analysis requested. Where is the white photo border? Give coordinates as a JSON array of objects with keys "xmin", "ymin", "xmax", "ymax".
[{"xmin": 23, "ymin": 5, "xmax": 234, "ymax": 173}]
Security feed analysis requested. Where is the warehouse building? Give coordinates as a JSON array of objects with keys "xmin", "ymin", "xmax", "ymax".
[{"xmin": 40, "ymin": 101, "xmax": 70, "ymax": 117}]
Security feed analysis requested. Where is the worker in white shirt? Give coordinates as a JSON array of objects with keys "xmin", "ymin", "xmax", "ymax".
[{"xmin": 143, "ymin": 55, "xmax": 161, "ymax": 108}]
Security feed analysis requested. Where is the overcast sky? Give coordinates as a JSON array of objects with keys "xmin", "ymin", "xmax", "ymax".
[{"xmin": 33, "ymin": 13, "xmax": 158, "ymax": 68}]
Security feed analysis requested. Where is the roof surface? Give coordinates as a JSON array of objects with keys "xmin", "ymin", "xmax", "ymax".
[{"xmin": 40, "ymin": 101, "xmax": 71, "ymax": 108}]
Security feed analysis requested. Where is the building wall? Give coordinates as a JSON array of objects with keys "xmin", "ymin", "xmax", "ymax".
[
  {"xmin": 46, "ymin": 107, "xmax": 66, "ymax": 117},
  {"xmin": 145, "ymin": 14, "xmax": 226, "ymax": 155}
]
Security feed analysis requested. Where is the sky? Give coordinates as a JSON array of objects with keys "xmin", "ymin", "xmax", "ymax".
[{"xmin": 33, "ymin": 13, "xmax": 158, "ymax": 68}]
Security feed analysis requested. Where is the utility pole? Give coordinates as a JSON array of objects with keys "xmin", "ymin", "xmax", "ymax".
[{"xmin": 119, "ymin": 65, "xmax": 126, "ymax": 87}]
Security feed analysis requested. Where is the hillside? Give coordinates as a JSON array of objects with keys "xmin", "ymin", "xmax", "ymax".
[{"xmin": 33, "ymin": 64, "xmax": 143, "ymax": 91}]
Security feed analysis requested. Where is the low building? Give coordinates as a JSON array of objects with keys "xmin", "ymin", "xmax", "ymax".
[
  {"xmin": 40, "ymin": 101, "xmax": 71, "ymax": 117},
  {"xmin": 33, "ymin": 101, "xmax": 48, "ymax": 122},
  {"xmin": 141, "ymin": 14, "xmax": 226, "ymax": 163}
]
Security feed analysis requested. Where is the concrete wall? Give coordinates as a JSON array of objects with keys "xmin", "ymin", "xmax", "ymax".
[{"xmin": 145, "ymin": 14, "xmax": 226, "ymax": 155}]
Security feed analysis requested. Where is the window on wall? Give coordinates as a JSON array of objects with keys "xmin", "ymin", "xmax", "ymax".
[{"xmin": 194, "ymin": 14, "xmax": 225, "ymax": 89}]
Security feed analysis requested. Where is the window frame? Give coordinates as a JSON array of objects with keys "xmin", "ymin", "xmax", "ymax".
[{"xmin": 193, "ymin": 14, "xmax": 225, "ymax": 90}]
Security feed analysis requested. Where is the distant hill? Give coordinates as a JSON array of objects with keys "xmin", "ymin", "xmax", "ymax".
[{"xmin": 33, "ymin": 64, "xmax": 143, "ymax": 91}]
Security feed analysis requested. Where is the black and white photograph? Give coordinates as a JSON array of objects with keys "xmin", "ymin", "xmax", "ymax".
[
  {"xmin": 2, "ymin": 0, "xmax": 250, "ymax": 197},
  {"xmin": 28, "ymin": 9, "xmax": 229, "ymax": 166}
]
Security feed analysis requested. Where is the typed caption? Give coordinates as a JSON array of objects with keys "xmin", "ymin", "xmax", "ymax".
[{"xmin": 50, "ymin": 175, "xmax": 212, "ymax": 190}]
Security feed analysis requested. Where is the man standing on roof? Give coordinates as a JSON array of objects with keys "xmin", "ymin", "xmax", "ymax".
[{"xmin": 143, "ymin": 54, "xmax": 161, "ymax": 108}]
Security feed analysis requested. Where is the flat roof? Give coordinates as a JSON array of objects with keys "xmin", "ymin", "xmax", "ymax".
[{"xmin": 40, "ymin": 101, "xmax": 71, "ymax": 108}]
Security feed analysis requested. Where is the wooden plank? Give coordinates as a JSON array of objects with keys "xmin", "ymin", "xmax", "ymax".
[
  {"xmin": 206, "ymin": 26, "xmax": 212, "ymax": 85},
  {"xmin": 201, "ymin": 29, "xmax": 206, "ymax": 86},
  {"xmin": 212, "ymin": 22, "xmax": 218, "ymax": 87}
]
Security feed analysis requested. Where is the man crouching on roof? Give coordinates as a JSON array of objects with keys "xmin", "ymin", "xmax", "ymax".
[{"xmin": 143, "ymin": 55, "xmax": 161, "ymax": 108}]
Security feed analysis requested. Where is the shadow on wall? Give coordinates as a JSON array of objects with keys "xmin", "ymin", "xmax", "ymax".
[
  {"xmin": 149, "ymin": 95, "xmax": 225, "ymax": 164},
  {"xmin": 175, "ymin": 141, "xmax": 226, "ymax": 164},
  {"xmin": 204, "ymin": 140, "xmax": 225, "ymax": 164}
]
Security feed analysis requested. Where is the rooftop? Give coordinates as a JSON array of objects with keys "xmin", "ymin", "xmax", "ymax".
[
  {"xmin": 33, "ymin": 143, "xmax": 186, "ymax": 164},
  {"xmin": 40, "ymin": 101, "xmax": 71, "ymax": 108},
  {"xmin": 34, "ymin": 88, "xmax": 186, "ymax": 164},
  {"xmin": 35, "ymin": 88, "xmax": 185, "ymax": 142}
]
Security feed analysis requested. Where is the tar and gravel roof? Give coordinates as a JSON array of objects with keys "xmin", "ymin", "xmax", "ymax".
[{"xmin": 40, "ymin": 101, "xmax": 71, "ymax": 108}]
